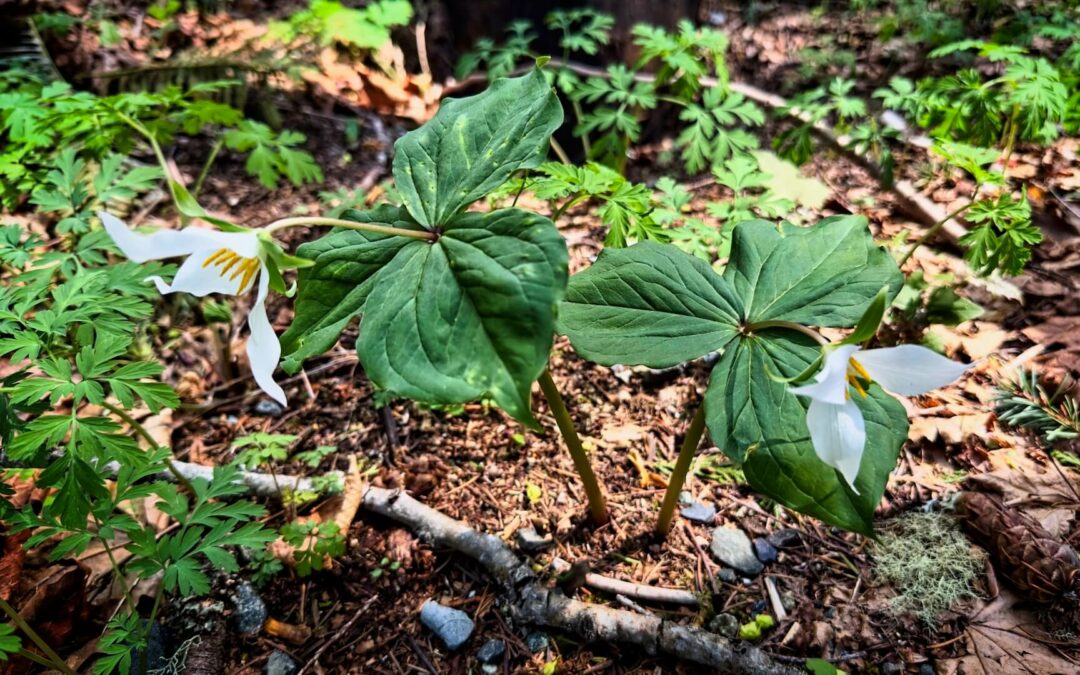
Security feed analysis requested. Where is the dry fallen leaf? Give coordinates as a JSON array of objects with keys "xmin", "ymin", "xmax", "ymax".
[{"xmin": 965, "ymin": 447, "xmax": 1079, "ymax": 537}]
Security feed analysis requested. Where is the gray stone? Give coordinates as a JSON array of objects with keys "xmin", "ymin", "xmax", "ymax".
[
  {"xmin": 707, "ymin": 613, "xmax": 739, "ymax": 638},
  {"xmin": 680, "ymin": 500, "xmax": 717, "ymax": 524},
  {"xmin": 231, "ymin": 582, "xmax": 267, "ymax": 635},
  {"xmin": 716, "ymin": 568, "xmax": 737, "ymax": 584},
  {"xmin": 753, "ymin": 537, "xmax": 778, "ymax": 563},
  {"xmin": 525, "ymin": 631, "xmax": 548, "ymax": 653},
  {"xmin": 709, "ymin": 527, "xmax": 763, "ymax": 577},
  {"xmin": 515, "ymin": 527, "xmax": 553, "ymax": 553},
  {"xmin": 882, "ymin": 663, "xmax": 904, "ymax": 675},
  {"xmin": 420, "ymin": 600, "xmax": 474, "ymax": 651},
  {"xmin": 253, "ymin": 399, "xmax": 284, "ymax": 417},
  {"xmin": 918, "ymin": 664, "xmax": 936, "ymax": 675},
  {"xmin": 766, "ymin": 528, "xmax": 802, "ymax": 548},
  {"xmin": 476, "ymin": 639, "xmax": 505, "ymax": 664},
  {"xmin": 265, "ymin": 650, "xmax": 298, "ymax": 675}
]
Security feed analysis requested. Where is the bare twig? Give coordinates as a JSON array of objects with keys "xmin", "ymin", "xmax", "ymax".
[
  {"xmin": 551, "ymin": 557, "xmax": 699, "ymax": 607},
  {"xmin": 297, "ymin": 596, "xmax": 378, "ymax": 675}
]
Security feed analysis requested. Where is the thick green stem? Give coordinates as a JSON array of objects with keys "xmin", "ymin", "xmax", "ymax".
[
  {"xmin": 263, "ymin": 216, "xmax": 437, "ymax": 241},
  {"xmin": 101, "ymin": 401, "xmax": 194, "ymax": 493},
  {"xmin": 745, "ymin": 320, "xmax": 829, "ymax": 346},
  {"xmin": 655, "ymin": 404, "xmax": 707, "ymax": 535},
  {"xmin": 537, "ymin": 370, "xmax": 609, "ymax": 524},
  {"xmin": 898, "ymin": 201, "xmax": 976, "ymax": 266},
  {"xmin": 0, "ymin": 597, "xmax": 75, "ymax": 675}
]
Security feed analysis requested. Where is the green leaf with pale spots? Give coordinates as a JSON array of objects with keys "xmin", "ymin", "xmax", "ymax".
[{"xmin": 394, "ymin": 67, "xmax": 563, "ymax": 227}]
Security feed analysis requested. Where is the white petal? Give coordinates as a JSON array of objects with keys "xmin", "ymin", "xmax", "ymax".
[
  {"xmin": 98, "ymin": 211, "xmax": 260, "ymax": 262},
  {"xmin": 246, "ymin": 270, "xmax": 286, "ymax": 405},
  {"xmin": 805, "ymin": 397, "xmax": 866, "ymax": 493},
  {"xmin": 790, "ymin": 344, "xmax": 860, "ymax": 406},
  {"xmin": 148, "ymin": 248, "xmax": 250, "ymax": 297},
  {"xmin": 857, "ymin": 345, "xmax": 969, "ymax": 396}
]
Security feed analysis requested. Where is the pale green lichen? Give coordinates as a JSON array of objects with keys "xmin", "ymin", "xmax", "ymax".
[{"xmin": 873, "ymin": 511, "xmax": 984, "ymax": 626}]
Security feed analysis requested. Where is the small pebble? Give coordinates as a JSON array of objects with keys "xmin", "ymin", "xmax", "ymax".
[
  {"xmin": 751, "ymin": 599, "xmax": 767, "ymax": 615},
  {"xmin": 707, "ymin": 613, "xmax": 739, "ymax": 638},
  {"xmin": 253, "ymin": 399, "xmax": 284, "ymax": 417},
  {"xmin": 753, "ymin": 537, "xmax": 778, "ymax": 563},
  {"xmin": 231, "ymin": 582, "xmax": 267, "ymax": 635},
  {"xmin": 918, "ymin": 664, "xmax": 936, "ymax": 675},
  {"xmin": 766, "ymin": 528, "xmax": 802, "ymax": 548},
  {"xmin": 709, "ymin": 527, "xmax": 763, "ymax": 577},
  {"xmin": 882, "ymin": 663, "xmax": 904, "ymax": 675},
  {"xmin": 679, "ymin": 491, "xmax": 693, "ymax": 505},
  {"xmin": 476, "ymin": 639, "xmax": 505, "ymax": 664},
  {"xmin": 265, "ymin": 650, "xmax": 298, "ymax": 675},
  {"xmin": 716, "ymin": 568, "xmax": 737, "ymax": 584},
  {"xmin": 525, "ymin": 631, "xmax": 549, "ymax": 653},
  {"xmin": 680, "ymin": 500, "xmax": 717, "ymax": 524},
  {"xmin": 420, "ymin": 600, "xmax": 474, "ymax": 651},
  {"xmin": 514, "ymin": 527, "xmax": 554, "ymax": 553}
]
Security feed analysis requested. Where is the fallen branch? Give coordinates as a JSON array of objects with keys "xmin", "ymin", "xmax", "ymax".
[
  {"xmin": 155, "ymin": 460, "xmax": 342, "ymax": 499},
  {"xmin": 550, "ymin": 557, "xmax": 699, "ymax": 607},
  {"xmin": 361, "ymin": 486, "xmax": 800, "ymax": 674}
]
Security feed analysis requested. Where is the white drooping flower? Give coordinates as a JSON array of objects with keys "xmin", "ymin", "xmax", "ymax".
[
  {"xmin": 100, "ymin": 211, "xmax": 286, "ymax": 404},
  {"xmin": 790, "ymin": 344, "xmax": 968, "ymax": 491}
]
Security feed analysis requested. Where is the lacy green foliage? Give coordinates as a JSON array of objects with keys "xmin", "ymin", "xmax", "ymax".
[
  {"xmin": 0, "ymin": 70, "xmax": 319, "ymax": 209},
  {"xmin": 232, "ymin": 433, "xmax": 298, "ymax": 469},
  {"xmin": 996, "ymin": 369, "xmax": 1080, "ymax": 442},
  {"xmin": 559, "ymin": 217, "xmax": 906, "ymax": 533},
  {"xmin": 873, "ymin": 511, "xmax": 984, "ymax": 625},
  {"xmin": 892, "ymin": 271, "xmax": 984, "ymax": 327},
  {"xmin": 269, "ymin": 0, "xmax": 412, "ymax": 50},
  {"xmin": 281, "ymin": 520, "xmax": 346, "ymax": 576},
  {"xmin": 0, "ymin": 624, "xmax": 19, "ymax": 662},
  {"xmin": 283, "ymin": 69, "xmax": 566, "ymax": 428}
]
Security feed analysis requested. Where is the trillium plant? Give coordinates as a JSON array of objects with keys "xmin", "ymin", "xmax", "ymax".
[{"xmin": 103, "ymin": 66, "xmax": 969, "ymax": 537}]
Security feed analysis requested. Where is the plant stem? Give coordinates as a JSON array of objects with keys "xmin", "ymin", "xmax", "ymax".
[
  {"xmin": 655, "ymin": 403, "xmax": 707, "ymax": 535},
  {"xmin": 898, "ymin": 201, "xmax": 975, "ymax": 266},
  {"xmin": 262, "ymin": 216, "xmax": 437, "ymax": 241},
  {"xmin": 101, "ymin": 401, "xmax": 195, "ymax": 493},
  {"xmin": 537, "ymin": 370, "xmax": 609, "ymax": 524},
  {"xmin": 745, "ymin": 320, "xmax": 829, "ymax": 346},
  {"xmin": 0, "ymin": 597, "xmax": 75, "ymax": 675},
  {"xmin": 192, "ymin": 136, "xmax": 225, "ymax": 200},
  {"xmin": 549, "ymin": 137, "xmax": 572, "ymax": 165},
  {"xmin": 570, "ymin": 99, "xmax": 591, "ymax": 157}
]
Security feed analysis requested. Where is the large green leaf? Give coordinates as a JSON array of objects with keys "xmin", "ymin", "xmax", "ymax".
[
  {"xmin": 356, "ymin": 209, "xmax": 567, "ymax": 427},
  {"xmin": 279, "ymin": 206, "xmax": 421, "ymax": 373},
  {"xmin": 723, "ymin": 216, "xmax": 903, "ymax": 326},
  {"xmin": 704, "ymin": 329, "xmax": 908, "ymax": 534},
  {"xmin": 557, "ymin": 242, "xmax": 742, "ymax": 367},
  {"xmin": 394, "ymin": 67, "xmax": 563, "ymax": 227}
]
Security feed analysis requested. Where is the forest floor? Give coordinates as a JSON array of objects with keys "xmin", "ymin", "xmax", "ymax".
[{"xmin": 9, "ymin": 1, "xmax": 1080, "ymax": 674}]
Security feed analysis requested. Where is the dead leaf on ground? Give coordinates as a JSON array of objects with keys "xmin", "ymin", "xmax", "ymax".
[
  {"xmin": 938, "ymin": 590, "xmax": 1079, "ymax": 675},
  {"xmin": 910, "ymin": 412, "xmax": 994, "ymax": 445},
  {"xmin": 964, "ymin": 447, "xmax": 1079, "ymax": 537},
  {"xmin": 1022, "ymin": 317, "xmax": 1080, "ymax": 376}
]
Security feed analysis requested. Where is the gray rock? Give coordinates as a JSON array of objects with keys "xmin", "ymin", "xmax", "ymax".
[
  {"xmin": 525, "ymin": 631, "xmax": 549, "ymax": 653},
  {"xmin": 753, "ymin": 537, "xmax": 778, "ymax": 563},
  {"xmin": 476, "ymin": 639, "xmax": 505, "ymax": 664},
  {"xmin": 882, "ymin": 663, "xmax": 904, "ymax": 675},
  {"xmin": 231, "ymin": 582, "xmax": 267, "ymax": 635},
  {"xmin": 253, "ymin": 399, "xmax": 284, "ymax": 417},
  {"xmin": 680, "ymin": 500, "xmax": 717, "ymax": 524},
  {"xmin": 420, "ymin": 600, "xmax": 474, "ymax": 651},
  {"xmin": 265, "ymin": 650, "xmax": 298, "ymax": 675},
  {"xmin": 918, "ymin": 664, "xmax": 936, "ymax": 675},
  {"xmin": 766, "ymin": 528, "xmax": 802, "ymax": 548},
  {"xmin": 709, "ymin": 527, "xmax": 763, "ymax": 577},
  {"xmin": 515, "ymin": 527, "xmax": 553, "ymax": 553},
  {"xmin": 707, "ymin": 613, "xmax": 739, "ymax": 638},
  {"xmin": 716, "ymin": 568, "xmax": 737, "ymax": 584}
]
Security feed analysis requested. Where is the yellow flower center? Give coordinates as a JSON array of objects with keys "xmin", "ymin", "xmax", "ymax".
[
  {"xmin": 845, "ymin": 358, "xmax": 871, "ymax": 399},
  {"xmin": 202, "ymin": 248, "xmax": 260, "ymax": 294}
]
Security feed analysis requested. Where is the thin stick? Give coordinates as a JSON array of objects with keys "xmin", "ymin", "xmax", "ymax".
[
  {"xmin": 537, "ymin": 370, "xmax": 609, "ymax": 524},
  {"xmin": 549, "ymin": 137, "xmax": 572, "ymax": 165},
  {"xmin": 898, "ymin": 201, "xmax": 975, "ymax": 266},
  {"xmin": 297, "ymin": 596, "xmax": 379, "ymax": 675},
  {"xmin": 101, "ymin": 401, "xmax": 195, "ymax": 493},
  {"xmin": 656, "ymin": 404, "xmax": 707, "ymax": 535},
  {"xmin": 551, "ymin": 558, "xmax": 698, "ymax": 606}
]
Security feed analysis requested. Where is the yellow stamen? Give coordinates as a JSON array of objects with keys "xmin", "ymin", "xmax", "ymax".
[
  {"xmin": 201, "ymin": 248, "xmax": 260, "ymax": 293},
  {"xmin": 846, "ymin": 373, "xmax": 868, "ymax": 398},
  {"xmin": 850, "ymin": 358, "xmax": 871, "ymax": 382},
  {"xmin": 201, "ymin": 248, "xmax": 230, "ymax": 268},
  {"xmin": 218, "ymin": 254, "xmax": 243, "ymax": 276},
  {"xmin": 237, "ymin": 261, "xmax": 259, "ymax": 294}
]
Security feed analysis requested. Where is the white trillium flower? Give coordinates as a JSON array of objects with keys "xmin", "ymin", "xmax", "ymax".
[
  {"xmin": 99, "ymin": 211, "xmax": 286, "ymax": 405},
  {"xmin": 790, "ymin": 344, "xmax": 968, "ymax": 492}
]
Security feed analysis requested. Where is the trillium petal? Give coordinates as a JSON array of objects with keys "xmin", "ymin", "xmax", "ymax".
[
  {"xmin": 148, "ymin": 248, "xmax": 250, "ymax": 297},
  {"xmin": 246, "ymin": 269, "xmax": 287, "ymax": 405},
  {"xmin": 805, "ymin": 397, "xmax": 866, "ymax": 493},
  {"xmin": 790, "ymin": 344, "xmax": 860, "ymax": 405},
  {"xmin": 98, "ymin": 211, "xmax": 260, "ymax": 261},
  {"xmin": 856, "ymin": 345, "xmax": 969, "ymax": 396}
]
